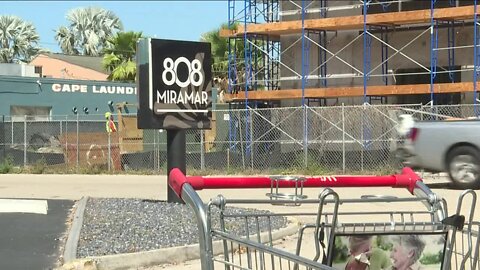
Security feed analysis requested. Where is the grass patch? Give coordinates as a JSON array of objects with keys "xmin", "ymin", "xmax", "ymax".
[
  {"xmin": 0, "ymin": 158, "xmax": 400, "ymax": 176},
  {"xmin": 30, "ymin": 158, "xmax": 48, "ymax": 174}
]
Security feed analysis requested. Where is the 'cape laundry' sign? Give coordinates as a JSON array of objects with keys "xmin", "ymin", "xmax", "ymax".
[{"xmin": 51, "ymin": 84, "xmax": 137, "ymax": 95}]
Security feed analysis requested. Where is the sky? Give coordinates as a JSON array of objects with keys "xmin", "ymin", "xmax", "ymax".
[{"xmin": 1, "ymin": 1, "xmax": 228, "ymax": 52}]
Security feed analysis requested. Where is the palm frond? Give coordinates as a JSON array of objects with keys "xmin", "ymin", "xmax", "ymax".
[
  {"xmin": 55, "ymin": 26, "xmax": 78, "ymax": 55},
  {"xmin": 57, "ymin": 6, "xmax": 123, "ymax": 56},
  {"xmin": 103, "ymin": 31, "xmax": 142, "ymax": 82},
  {"xmin": 0, "ymin": 15, "xmax": 42, "ymax": 63}
]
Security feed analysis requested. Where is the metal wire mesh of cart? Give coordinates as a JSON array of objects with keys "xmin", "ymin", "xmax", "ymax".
[{"xmin": 169, "ymin": 168, "xmax": 478, "ymax": 270}]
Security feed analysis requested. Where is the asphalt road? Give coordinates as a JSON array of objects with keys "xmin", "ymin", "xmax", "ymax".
[{"xmin": 0, "ymin": 199, "xmax": 74, "ymax": 270}]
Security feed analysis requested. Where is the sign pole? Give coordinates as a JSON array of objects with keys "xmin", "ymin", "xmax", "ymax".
[
  {"xmin": 136, "ymin": 38, "xmax": 212, "ymax": 203},
  {"xmin": 167, "ymin": 129, "xmax": 186, "ymax": 203}
]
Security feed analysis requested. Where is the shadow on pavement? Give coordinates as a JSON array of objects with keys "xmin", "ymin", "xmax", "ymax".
[{"xmin": 426, "ymin": 182, "xmax": 464, "ymax": 190}]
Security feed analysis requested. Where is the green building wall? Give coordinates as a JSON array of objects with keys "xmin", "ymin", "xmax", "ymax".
[{"xmin": 0, "ymin": 75, "xmax": 138, "ymax": 117}]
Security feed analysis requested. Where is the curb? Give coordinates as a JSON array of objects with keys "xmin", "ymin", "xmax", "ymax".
[{"xmin": 63, "ymin": 196, "xmax": 88, "ymax": 263}]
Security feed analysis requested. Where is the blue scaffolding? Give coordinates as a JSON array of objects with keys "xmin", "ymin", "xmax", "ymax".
[
  {"xmin": 225, "ymin": 0, "xmax": 480, "ymax": 166},
  {"xmin": 227, "ymin": 0, "xmax": 280, "ymax": 165}
]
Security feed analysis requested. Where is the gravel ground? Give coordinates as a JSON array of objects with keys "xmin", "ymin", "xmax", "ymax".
[{"xmin": 77, "ymin": 198, "xmax": 287, "ymax": 257}]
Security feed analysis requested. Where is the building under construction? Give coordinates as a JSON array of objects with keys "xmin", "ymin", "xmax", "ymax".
[
  {"xmin": 213, "ymin": 0, "xmax": 480, "ymax": 170},
  {"xmin": 222, "ymin": 0, "xmax": 479, "ymax": 107}
]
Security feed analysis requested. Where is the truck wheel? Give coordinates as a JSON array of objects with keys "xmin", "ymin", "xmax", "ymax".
[{"xmin": 447, "ymin": 146, "xmax": 480, "ymax": 189}]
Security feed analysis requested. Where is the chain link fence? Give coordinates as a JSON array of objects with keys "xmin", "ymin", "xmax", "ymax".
[{"xmin": 0, "ymin": 104, "xmax": 477, "ymax": 174}]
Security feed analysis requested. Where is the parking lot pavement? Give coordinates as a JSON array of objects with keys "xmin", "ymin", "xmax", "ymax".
[
  {"xmin": 0, "ymin": 199, "xmax": 74, "ymax": 270},
  {"xmin": 0, "ymin": 174, "xmax": 165, "ymax": 200}
]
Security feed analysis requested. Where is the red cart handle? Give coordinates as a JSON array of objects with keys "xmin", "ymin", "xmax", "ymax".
[{"xmin": 169, "ymin": 167, "xmax": 421, "ymax": 199}]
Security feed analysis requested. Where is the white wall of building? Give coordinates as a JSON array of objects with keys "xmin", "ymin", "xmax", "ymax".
[{"xmin": 0, "ymin": 63, "xmax": 39, "ymax": 78}]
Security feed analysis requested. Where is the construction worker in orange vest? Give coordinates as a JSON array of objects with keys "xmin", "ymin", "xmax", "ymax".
[{"xmin": 105, "ymin": 112, "xmax": 117, "ymax": 133}]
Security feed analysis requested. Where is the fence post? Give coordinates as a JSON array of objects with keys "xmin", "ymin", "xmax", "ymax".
[
  {"xmin": 23, "ymin": 115, "xmax": 27, "ymax": 167},
  {"xmin": 1, "ymin": 115, "xmax": 4, "ymax": 160},
  {"xmin": 108, "ymin": 133, "xmax": 111, "ymax": 172},
  {"xmin": 361, "ymin": 104, "xmax": 365, "ymax": 172},
  {"xmin": 152, "ymin": 130, "xmax": 155, "ymax": 171},
  {"xmin": 65, "ymin": 115, "xmax": 68, "ymax": 168},
  {"xmin": 342, "ymin": 103, "xmax": 346, "ymax": 174},
  {"xmin": 200, "ymin": 130, "xmax": 205, "ymax": 170},
  {"xmin": 158, "ymin": 131, "xmax": 162, "ymax": 172},
  {"xmin": 11, "ymin": 116, "xmax": 13, "ymax": 145},
  {"xmin": 249, "ymin": 107, "xmax": 254, "ymax": 170},
  {"xmin": 303, "ymin": 106, "xmax": 308, "ymax": 168},
  {"xmin": 239, "ymin": 110, "xmax": 245, "ymax": 170},
  {"xmin": 227, "ymin": 148, "xmax": 230, "ymax": 171},
  {"xmin": 76, "ymin": 113, "xmax": 79, "ymax": 168},
  {"xmin": 154, "ymin": 130, "xmax": 160, "ymax": 172}
]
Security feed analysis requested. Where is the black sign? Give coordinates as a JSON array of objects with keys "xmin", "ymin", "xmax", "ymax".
[{"xmin": 137, "ymin": 38, "xmax": 212, "ymax": 129}]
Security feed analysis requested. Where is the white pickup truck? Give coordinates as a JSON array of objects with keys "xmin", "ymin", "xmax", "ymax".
[{"xmin": 402, "ymin": 117, "xmax": 480, "ymax": 189}]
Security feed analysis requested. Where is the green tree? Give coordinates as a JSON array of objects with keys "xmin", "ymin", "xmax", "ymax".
[
  {"xmin": 201, "ymin": 23, "xmax": 267, "ymax": 95},
  {"xmin": 200, "ymin": 22, "xmax": 244, "ymax": 80},
  {"xmin": 0, "ymin": 15, "xmax": 42, "ymax": 63},
  {"xmin": 102, "ymin": 31, "xmax": 143, "ymax": 82},
  {"xmin": 55, "ymin": 7, "xmax": 123, "ymax": 56}
]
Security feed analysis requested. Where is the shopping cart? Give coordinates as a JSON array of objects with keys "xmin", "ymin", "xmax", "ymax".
[{"xmin": 169, "ymin": 167, "xmax": 479, "ymax": 270}]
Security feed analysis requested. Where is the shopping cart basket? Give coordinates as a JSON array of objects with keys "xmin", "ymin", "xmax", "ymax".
[{"xmin": 169, "ymin": 167, "xmax": 478, "ymax": 270}]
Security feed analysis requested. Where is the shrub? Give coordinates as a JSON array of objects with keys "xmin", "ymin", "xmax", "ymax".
[
  {"xmin": 0, "ymin": 156, "xmax": 14, "ymax": 174},
  {"xmin": 31, "ymin": 158, "xmax": 47, "ymax": 174},
  {"xmin": 420, "ymin": 251, "xmax": 443, "ymax": 265}
]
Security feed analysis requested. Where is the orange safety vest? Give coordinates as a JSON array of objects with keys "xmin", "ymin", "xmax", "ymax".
[{"xmin": 106, "ymin": 119, "xmax": 117, "ymax": 133}]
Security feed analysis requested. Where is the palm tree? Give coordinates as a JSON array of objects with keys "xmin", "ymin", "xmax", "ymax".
[
  {"xmin": 200, "ymin": 23, "xmax": 229, "ymax": 77},
  {"xmin": 102, "ymin": 31, "xmax": 143, "ymax": 82},
  {"xmin": 55, "ymin": 7, "xmax": 123, "ymax": 56},
  {"xmin": 0, "ymin": 15, "xmax": 42, "ymax": 63},
  {"xmin": 201, "ymin": 22, "xmax": 267, "ymax": 94},
  {"xmin": 201, "ymin": 22, "xmax": 245, "ymax": 96},
  {"xmin": 200, "ymin": 22, "xmax": 244, "ymax": 80}
]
